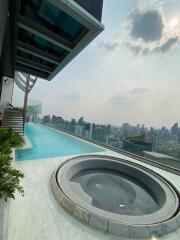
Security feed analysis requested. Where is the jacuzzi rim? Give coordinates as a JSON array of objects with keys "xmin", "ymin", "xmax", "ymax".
[{"xmin": 54, "ymin": 155, "xmax": 180, "ymax": 228}]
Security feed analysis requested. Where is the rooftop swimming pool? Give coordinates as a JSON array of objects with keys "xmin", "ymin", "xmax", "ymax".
[{"xmin": 16, "ymin": 124, "xmax": 104, "ymax": 161}]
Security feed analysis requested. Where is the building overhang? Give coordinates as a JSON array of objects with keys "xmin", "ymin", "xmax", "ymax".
[{"xmin": 13, "ymin": 0, "xmax": 104, "ymax": 80}]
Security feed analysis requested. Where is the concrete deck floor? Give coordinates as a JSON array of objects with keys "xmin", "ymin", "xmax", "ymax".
[{"xmin": 9, "ymin": 150, "xmax": 180, "ymax": 240}]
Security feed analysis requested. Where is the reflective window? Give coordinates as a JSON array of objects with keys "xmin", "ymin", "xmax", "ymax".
[
  {"xmin": 18, "ymin": 28, "xmax": 67, "ymax": 59},
  {"xmin": 20, "ymin": 0, "xmax": 88, "ymax": 46},
  {"xmin": 17, "ymin": 49, "xmax": 57, "ymax": 69},
  {"xmin": 16, "ymin": 62, "xmax": 49, "ymax": 78}
]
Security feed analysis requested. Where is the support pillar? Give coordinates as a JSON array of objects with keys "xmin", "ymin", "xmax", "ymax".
[{"xmin": 23, "ymin": 74, "xmax": 30, "ymax": 129}]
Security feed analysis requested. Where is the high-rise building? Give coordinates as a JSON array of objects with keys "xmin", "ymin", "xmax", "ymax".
[
  {"xmin": 43, "ymin": 115, "xmax": 51, "ymax": 124},
  {"xmin": 171, "ymin": 122, "xmax": 179, "ymax": 136},
  {"xmin": 75, "ymin": 124, "xmax": 84, "ymax": 136},
  {"xmin": 77, "ymin": 117, "xmax": 84, "ymax": 125},
  {"xmin": 51, "ymin": 115, "xmax": 57, "ymax": 124},
  {"xmin": 71, "ymin": 118, "xmax": 76, "ymax": 126},
  {"xmin": 93, "ymin": 126, "xmax": 105, "ymax": 143}
]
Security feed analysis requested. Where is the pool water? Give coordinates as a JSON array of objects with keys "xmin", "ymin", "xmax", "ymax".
[
  {"xmin": 16, "ymin": 124, "xmax": 104, "ymax": 161},
  {"xmin": 72, "ymin": 169, "xmax": 159, "ymax": 215}
]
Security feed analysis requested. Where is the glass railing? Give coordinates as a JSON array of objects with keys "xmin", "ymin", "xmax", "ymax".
[{"xmin": 41, "ymin": 118, "xmax": 180, "ymax": 171}]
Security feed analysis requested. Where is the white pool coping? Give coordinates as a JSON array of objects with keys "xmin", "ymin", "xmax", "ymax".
[
  {"xmin": 18, "ymin": 135, "xmax": 33, "ymax": 150},
  {"xmin": 8, "ymin": 127, "xmax": 180, "ymax": 240}
]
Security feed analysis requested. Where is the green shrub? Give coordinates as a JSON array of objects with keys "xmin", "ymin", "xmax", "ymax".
[{"xmin": 0, "ymin": 128, "xmax": 24, "ymax": 201}]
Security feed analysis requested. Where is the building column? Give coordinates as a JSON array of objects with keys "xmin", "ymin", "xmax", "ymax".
[
  {"xmin": 0, "ymin": 76, "xmax": 14, "ymax": 112},
  {"xmin": 23, "ymin": 74, "xmax": 30, "ymax": 124}
]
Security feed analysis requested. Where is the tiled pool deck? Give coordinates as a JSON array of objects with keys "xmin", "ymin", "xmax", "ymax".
[{"xmin": 8, "ymin": 141, "xmax": 180, "ymax": 240}]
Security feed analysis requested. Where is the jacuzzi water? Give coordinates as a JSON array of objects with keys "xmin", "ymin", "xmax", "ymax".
[
  {"xmin": 16, "ymin": 124, "xmax": 104, "ymax": 160},
  {"xmin": 72, "ymin": 169, "xmax": 159, "ymax": 215}
]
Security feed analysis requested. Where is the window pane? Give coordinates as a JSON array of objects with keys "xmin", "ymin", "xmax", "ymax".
[
  {"xmin": 18, "ymin": 28, "xmax": 67, "ymax": 59},
  {"xmin": 20, "ymin": 0, "xmax": 88, "ymax": 46},
  {"xmin": 17, "ymin": 49, "xmax": 57, "ymax": 69},
  {"xmin": 16, "ymin": 62, "xmax": 49, "ymax": 78}
]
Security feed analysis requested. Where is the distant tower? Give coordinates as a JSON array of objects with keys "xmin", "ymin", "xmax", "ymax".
[
  {"xmin": 78, "ymin": 117, "xmax": 84, "ymax": 125},
  {"xmin": 171, "ymin": 122, "xmax": 178, "ymax": 135}
]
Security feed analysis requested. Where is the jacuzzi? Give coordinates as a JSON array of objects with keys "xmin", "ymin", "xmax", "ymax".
[{"xmin": 51, "ymin": 155, "xmax": 180, "ymax": 238}]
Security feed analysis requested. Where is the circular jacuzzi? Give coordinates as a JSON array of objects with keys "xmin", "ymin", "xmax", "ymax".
[{"xmin": 51, "ymin": 155, "xmax": 180, "ymax": 238}]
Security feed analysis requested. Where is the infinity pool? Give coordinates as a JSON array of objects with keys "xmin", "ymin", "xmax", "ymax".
[{"xmin": 16, "ymin": 124, "xmax": 104, "ymax": 161}]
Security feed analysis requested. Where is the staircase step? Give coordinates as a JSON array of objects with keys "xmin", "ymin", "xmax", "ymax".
[
  {"xmin": 2, "ymin": 122, "xmax": 23, "ymax": 124},
  {"xmin": 4, "ymin": 115, "xmax": 23, "ymax": 117},
  {"xmin": 4, "ymin": 109, "xmax": 22, "ymax": 111},
  {"xmin": 2, "ymin": 109, "xmax": 24, "ymax": 134},
  {"xmin": 0, "ymin": 127, "xmax": 23, "ymax": 132},
  {"xmin": 4, "ymin": 112, "xmax": 23, "ymax": 115},
  {"xmin": 3, "ymin": 120, "xmax": 23, "ymax": 122},
  {"xmin": 2, "ymin": 119, "xmax": 23, "ymax": 121},
  {"xmin": 2, "ymin": 120, "xmax": 23, "ymax": 122},
  {"xmin": 4, "ymin": 111, "xmax": 23, "ymax": 113},
  {"xmin": 4, "ymin": 112, "xmax": 23, "ymax": 114},
  {"xmin": 2, "ymin": 125, "xmax": 23, "ymax": 128},
  {"xmin": 3, "ymin": 119, "xmax": 23, "ymax": 122},
  {"xmin": 0, "ymin": 124, "xmax": 22, "ymax": 127},
  {"xmin": 3, "ymin": 123, "xmax": 23, "ymax": 124},
  {"xmin": 3, "ymin": 115, "xmax": 23, "ymax": 117},
  {"xmin": 3, "ymin": 122, "xmax": 23, "ymax": 124},
  {"xmin": 3, "ymin": 116, "xmax": 23, "ymax": 119},
  {"xmin": 4, "ymin": 116, "xmax": 23, "ymax": 118},
  {"xmin": 3, "ymin": 119, "xmax": 23, "ymax": 121}
]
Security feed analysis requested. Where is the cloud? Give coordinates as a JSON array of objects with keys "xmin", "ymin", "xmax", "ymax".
[
  {"xmin": 142, "ymin": 48, "xmax": 149, "ymax": 56},
  {"xmin": 153, "ymin": 36, "xmax": 179, "ymax": 53},
  {"xmin": 63, "ymin": 92, "xmax": 80, "ymax": 102},
  {"xmin": 97, "ymin": 40, "xmax": 120, "ymax": 51},
  {"xmin": 130, "ymin": 88, "xmax": 149, "ymax": 95},
  {"xmin": 109, "ymin": 88, "xmax": 149, "ymax": 106},
  {"xmin": 97, "ymin": 5, "xmax": 179, "ymax": 56},
  {"xmin": 124, "ymin": 5, "xmax": 180, "ymax": 55},
  {"xmin": 130, "ymin": 8, "xmax": 164, "ymax": 42},
  {"xmin": 123, "ymin": 42, "xmax": 143, "ymax": 55}
]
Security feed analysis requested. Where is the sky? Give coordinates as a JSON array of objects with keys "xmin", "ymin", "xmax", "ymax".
[{"xmin": 13, "ymin": 0, "xmax": 180, "ymax": 128}]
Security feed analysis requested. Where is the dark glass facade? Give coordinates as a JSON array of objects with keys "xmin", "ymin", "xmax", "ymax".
[
  {"xmin": 16, "ymin": 62, "xmax": 49, "ymax": 78},
  {"xmin": 18, "ymin": 28, "xmax": 67, "ymax": 59},
  {"xmin": 20, "ymin": 0, "xmax": 88, "ymax": 46},
  {"xmin": 17, "ymin": 49, "xmax": 57, "ymax": 69},
  {"xmin": 74, "ymin": 0, "xmax": 103, "ymax": 21},
  {"xmin": 0, "ymin": 77, "xmax": 3, "ymax": 99},
  {"xmin": 0, "ymin": 0, "xmax": 104, "ymax": 80}
]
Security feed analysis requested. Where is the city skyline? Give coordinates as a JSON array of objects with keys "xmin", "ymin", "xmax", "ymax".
[
  {"xmin": 40, "ymin": 113, "xmax": 180, "ymax": 164},
  {"xmin": 13, "ymin": 0, "xmax": 180, "ymax": 128},
  {"xmin": 42, "ymin": 113, "xmax": 179, "ymax": 132}
]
